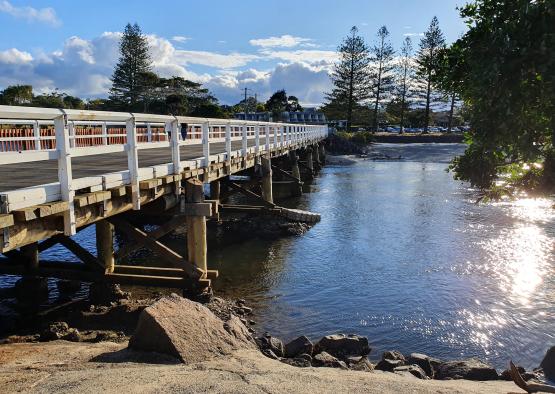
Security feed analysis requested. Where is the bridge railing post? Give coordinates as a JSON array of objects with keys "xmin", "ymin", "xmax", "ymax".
[
  {"xmin": 101, "ymin": 122, "xmax": 108, "ymax": 146},
  {"xmin": 273, "ymin": 125, "xmax": 278, "ymax": 149},
  {"xmin": 254, "ymin": 124, "xmax": 260, "ymax": 154},
  {"xmin": 242, "ymin": 123, "xmax": 248, "ymax": 157},
  {"xmin": 169, "ymin": 119, "xmax": 181, "ymax": 178},
  {"xmin": 202, "ymin": 121, "xmax": 210, "ymax": 172},
  {"xmin": 146, "ymin": 122, "xmax": 152, "ymax": 143},
  {"xmin": 280, "ymin": 125, "xmax": 285, "ymax": 148},
  {"xmin": 225, "ymin": 122, "xmax": 232, "ymax": 163},
  {"xmin": 54, "ymin": 114, "xmax": 76, "ymax": 235},
  {"xmin": 126, "ymin": 116, "xmax": 140, "ymax": 210},
  {"xmin": 265, "ymin": 124, "xmax": 270, "ymax": 152},
  {"xmin": 33, "ymin": 121, "xmax": 41, "ymax": 150}
]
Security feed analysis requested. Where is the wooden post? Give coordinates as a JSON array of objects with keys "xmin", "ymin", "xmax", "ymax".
[
  {"xmin": 96, "ymin": 220, "xmax": 115, "ymax": 273},
  {"xmin": 306, "ymin": 147, "xmax": 314, "ymax": 176},
  {"xmin": 21, "ymin": 242, "xmax": 39, "ymax": 276},
  {"xmin": 185, "ymin": 179, "xmax": 207, "ymax": 273},
  {"xmin": 289, "ymin": 150, "xmax": 301, "ymax": 181},
  {"xmin": 313, "ymin": 143, "xmax": 322, "ymax": 169},
  {"xmin": 260, "ymin": 154, "xmax": 273, "ymax": 204},
  {"xmin": 319, "ymin": 143, "xmax": 326, "ymax": 164},
  {"xmin": 210, "ymin": 180, "xmax": 220, "ymax": 201}
]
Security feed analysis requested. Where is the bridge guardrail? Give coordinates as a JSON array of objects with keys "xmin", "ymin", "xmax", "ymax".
[{"xmin": 0, "ymin": 105, "xmax": 328, "ymax": 235}]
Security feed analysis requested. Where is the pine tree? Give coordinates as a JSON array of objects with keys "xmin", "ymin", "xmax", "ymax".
[
  {"xmin": 324, "ymin": 26, "xmax": 372, "ymax": 128},
  {"xmin": 416, "ymin": 16, "xmax": 445, "ymax": 132},
  {"xmin": 109, "ymin": 23, "xmax": 152, "ymax": 110},
  {"xmin": 370, "ymin": 26, "xmax": 395, "ymax": 131},
  {"xmin": 396, "ymin": 37, "xmax": 414, "ymax": 133}
]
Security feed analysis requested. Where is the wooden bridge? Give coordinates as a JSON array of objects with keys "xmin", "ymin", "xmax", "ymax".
[{"xmin": 0, "ymin": 105, "xmax": 327, "ymax": 299}]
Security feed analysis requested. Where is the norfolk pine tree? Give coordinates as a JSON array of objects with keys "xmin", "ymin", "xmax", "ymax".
[
  {"xmin": 396, "ymin": 37, "xmax": 414, "ymax": 134},
  {"xmin": 370, "ymin": 26, "xmax": 395, "ymax": 131},
  {"xmin": 416, "ymin": 17, "xmax": 445, "ymax": 132},
  {"xmin": 109, "ymin": 23, "xmax": 152, "ymax": 110},
  {"xmin": 325, "ymin": 26, "xmax": 371, "ymax": 129}
]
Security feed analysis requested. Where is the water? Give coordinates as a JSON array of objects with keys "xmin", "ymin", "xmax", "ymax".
[
  {"xmin": 211, "ymin": 143, "xmax": 555, "ymax": 369},
  {"xmin": 1, "ymin": 143, "xmax": 554, "ymax": 369}
]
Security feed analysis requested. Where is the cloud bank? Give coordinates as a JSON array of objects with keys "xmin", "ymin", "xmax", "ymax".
[{"xmin": 0, "ymin": 1, "xmax": 61, "ymax": 27}]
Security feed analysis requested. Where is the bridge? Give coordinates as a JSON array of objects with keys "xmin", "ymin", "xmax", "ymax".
[{"xmin": 0, "ymin": 105, "xmax": 328, "ymax": 299}]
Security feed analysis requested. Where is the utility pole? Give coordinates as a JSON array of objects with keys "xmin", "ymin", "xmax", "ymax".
[{"xmin": 244, "ymin": 87, "xmax": 248, "ymax": 120}]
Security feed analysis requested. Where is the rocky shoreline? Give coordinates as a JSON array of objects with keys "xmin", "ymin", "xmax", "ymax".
[{"xmin": 3, "ymin": 291, "xmax": 553, "ymax": 392}]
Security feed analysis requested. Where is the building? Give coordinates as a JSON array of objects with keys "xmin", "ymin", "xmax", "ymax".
[{"xmin": 234, "ymin": 108, "xmax": 326, "ymax": 124}]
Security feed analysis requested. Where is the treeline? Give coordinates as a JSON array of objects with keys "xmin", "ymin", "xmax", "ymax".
[{"xmin": 323, "ymin": 17, "xmax": 461, "ymax": 132}]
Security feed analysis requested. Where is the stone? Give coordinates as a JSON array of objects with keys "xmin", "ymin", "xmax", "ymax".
[
  {"xmin": 89, "ymin": 283, "xmax": 130, "ymax": 305},
  {"xmin": 297, "ymin": 353, "xmax": 312, "ymax": 362},
  {"xmin": 258, "ymin": 336, "xmax": 285, "ymax": 358},
  {"xmin": 284, "ymin": 336, "xmax": 314, "ymax": 358},
  {"xmin": 314, "ymin": 334, "xmax": 370, "ymax": 360},
  {"xmin": 261, "ymin": 348, "xmax": 279, "ymax": 360},
  {"xmin": 128, "ymin": 294, "xmax": 255, "ymax": 363},
  {"xmin": 394, "ymin": 364, "xmax": 429, "ymax": 379},
  {"xmin": 281, "ymin": 357, "xmax": 311, "ymax": 368},
  {"xmin": 40, "ymin": 322, "xmax": 70, "ymax": 341},
  {"xmin": 63, "ymin": 328, "xmax": 82, "ymax": 342},
  {"xmin": 407, "ymin": 353, "xmax": 434, "ymax": 378},
  {"xmin": 383, "ymin": 350, "xmax": 406, "ymax": 362},
  {"xmin": 541, "ymin": 346, "xmax": 555, "ymax": 381},
  {"xmin": 501, "ymin": 365, "xmax": 525, "ymax": 381},
  {"xmin": 313, "ymin": 351, "xmax": 348, "ymax": 369},
  {"xmin": 375, "ymin": 358, "xmax": 404, "ymax": 372},
  {"xmin": 349, "ymin": 357, "xmax": 375, "ymax": 372},
  {"xmin": 437, "ymin": 358, "xmax": 499, "ymax": 381}
]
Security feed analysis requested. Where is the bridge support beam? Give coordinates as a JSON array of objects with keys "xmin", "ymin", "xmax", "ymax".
[
  {"xmin": 289, "ymin": 150, "xmax": 301, "ymax": 181},
  {"xmin": 318, "ymin": 143, "xmax": 326, "ymax": 164},
  {"xmin": 210, "ymin": 180, "xmax": 220, "ymax": 201},
  {"xmin": 96, "ymin": 220, "xmax": 115, "ymax": 274},
  {"xmin": 305, "ymin": 147, "xmax": 315, "ymax": 179},
  {"xmin": 313, "ymin": 143, "xmax": 322, "ymax": 170},
  {"xmin": 260, "ymin": 154, "xmax": 273, "ymax": 204},
  {"xmin": 185, "ymin": 179, "xmax": 207, "ymax": 275}
]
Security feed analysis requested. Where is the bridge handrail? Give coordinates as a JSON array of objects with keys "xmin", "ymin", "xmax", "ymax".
[{"xmin": 0, "ymin": 105, "xmax": 328, "ymax": 235}]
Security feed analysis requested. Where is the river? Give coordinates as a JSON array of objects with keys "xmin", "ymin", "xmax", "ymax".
[
  {"xmin": 1, "ymin": 143, "xmax": 553, "ymax": 370},
  {"xmin": 211, "ymin": 143, "xmax": 555, "ymax": 369}
]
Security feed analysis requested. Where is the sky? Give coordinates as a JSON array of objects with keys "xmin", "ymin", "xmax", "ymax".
[{"xmin": 0, "ymin": 0, "xmax": 470, "ymax": 106}]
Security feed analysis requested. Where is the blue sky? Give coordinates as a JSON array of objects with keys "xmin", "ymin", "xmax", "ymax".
[{"xmin": 0, "ymin": 0, "xmax": 469, "ymax": 106}]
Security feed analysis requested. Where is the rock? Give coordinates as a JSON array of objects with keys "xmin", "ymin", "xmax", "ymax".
[
  {"xmin": 437, "ymin": 358, "xmax": 499, "ymax": 381},
  {"xmin": 541, "ymin": 346, "xmax": 555, "ymax": 381},
  {"xmin": 314, "ymin": 334, "xmax": 370, "ymax": 360},
  {"xmin": 313, "ymin": 351, "xmax": 348, "ymax": 369},
  {"xmin": 375, "ymin": 358, "xmax": 404, "ymax": 372},
  {"xmin": 261, "ymin": 348, "xmax": 279, "ymax": 360},
  {"xmin": 349, "ymin": 357, "xmax": 375, "ymax": 372},
  {"xmin": 297, "ymin": 353, "xmax": 312, "ymax": 362},
  {"xmin": 394, "ymin": 365, "xmax": 429, "ymax": 379},
  {"xmin": 284, "ymin": 336, "xmax": 314, "ymax": 358},
  {"xmin": 63, "ymin": 328, "xmax": 82, "ymax": 342},
  {"xmin": 94, "ymin": 331, "xmax": 123, "ymax": 343},
  {"xmin": 128, "ymin": 294, "xmax": 255, "ymax": 363},
  {"xmin": 407, "ymin": 353, "xmax": 434, "ymax": 378},
  {"xmin": 281, "ymin": 357, "xmax": 311, "ymax": 368},
  {"xmin": 257, "ymin": 336, "xmax": 285, "ymax": 358},
  {"xmin": 383, "ymin": 350, "xmax": 406, "ymax": 362},
  {"xmin": 40, "ymin": 322, "xmax": 70, "ymax": 341},
  {"xmin": 89, "ymin": 283, "xmax": 130, "ymax": 305},
  {"xmin": 501, "ymin": 365, "xmax": 525, "ymax": 381},
  {"xmin": 57, "ymin": 280, "xmax": 81, "ymax": 295}
]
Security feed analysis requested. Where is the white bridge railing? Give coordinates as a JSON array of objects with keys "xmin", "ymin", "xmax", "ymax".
[{"xmin": 0, "ymin": 105, "xmax": 328, "ymax": 235}]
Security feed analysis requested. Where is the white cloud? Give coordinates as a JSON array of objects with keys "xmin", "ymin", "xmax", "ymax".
[
  {"xmin": 249, "ymin": 35, "xmax": 315, "ymax": 48},
  {"xmin": 0, "ymin": 0, "xmax": 60, "ymax": 27},
  {"xmin": 0, "ymin": 32, "xmax": 334, "ymax": 105},
  {"xmin": 403, "ymin": 32, "xmax": 424, "ymax": 37},
  {"xmin": 0, "ymin": 48, "xmax": 33, "ymax": 64},
  {"xmin": 171, "ymin": 36, "xmax": 190, "ymax": 43}
]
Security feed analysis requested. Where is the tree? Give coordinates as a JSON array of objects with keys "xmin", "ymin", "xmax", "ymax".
[
  {"xmin": 109, "ymin": 23, "xmax": 152, "ymax": 110},
  {"xmin": 287, "ymin": 95, "xmax": 303, "ymax": 112},
  {"xmin": 265, "ymin": 90, "xmax": 288, "ymax": 119},
  {"xmin": 416, "ymin": 16, "xmax": 445, "ymax": 132},
  {"xmin": 370, "ymin": 26, "xmax": 395, "ymax": 131},
  {"xmin": 325, "ymin": 26, "xmax": 372, "ymax": 128},
  {"xmin": 445, "ymin": 0, "xmax": 555, "ymax": 189},
  {"xmin": 0, "ymin": 85, "xmax": 33, "ymax": 105},
  {"xmin": 396, "ymin": 37, "xmax": 414, "ymax": 133}
]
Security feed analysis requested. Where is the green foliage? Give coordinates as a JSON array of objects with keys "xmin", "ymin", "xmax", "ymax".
[
  {"xmin": 325, "ymin": 26, "xmax": 372, "ymax": 128},
  {"xmin": 370, "ymin": 26, "xmax": 396, "ymax": 131},
  {"xmin": 0, "ymin": 85, "xmax": 33, "ymax": 105},
  {"xmin": 265, "ymin": 90, "xmax": 304, "ymax": 120},
  {"xmin": 109, "ymin": 23, "xmax": 152, "ymax": 110},
  {"xmin": 444, "ymin": 0, "xmax": 555, "ymax": 190},
  {"xmin": 334, "ymin": 131, "xmax": 374, "ymax": 145}
]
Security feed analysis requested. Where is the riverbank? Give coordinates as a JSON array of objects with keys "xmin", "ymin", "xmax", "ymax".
[{"xmin": 0, "ymin": 341, "xmax": 524, "ymax": 393}]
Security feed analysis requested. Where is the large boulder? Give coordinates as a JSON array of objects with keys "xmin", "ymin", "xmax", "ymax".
[
  {"xmin": 313, "ymin": 351, "xmax": 348, "ymax": 369},
  {"xmin": 541, "ymin": 346, "xmax": 555, "ymax": 381},
  {"xmin": 256, "ymin": 335, "xmax": 285, "ymax": 358},
  {"xmin": 394, "ymin": 364, "xmax": 429, "ymax": 379},
  {"xmin": 375, "ymin": 358, "xmax": 404, "ymax": 372},
  {"xmin": 383, "ymin": 350, "xmax": 406, "ymax": 363},
  {"xmin": 437, "ymin": 358, "xmax": 499, "ymax": 380},
  {"xmin": 128, "ymin": 294, "xmax": 255, "ymax": 363},
  {"xmin": 407, "ymin": 353, "xmax": 434, "ymax": 378},
  {"xmin": 284, "ymin": 336, "xmax": 313, "ymax": 358},
  {"xmin": 314, "ymin": 334, "xmax": 370, "ymax": 360}
]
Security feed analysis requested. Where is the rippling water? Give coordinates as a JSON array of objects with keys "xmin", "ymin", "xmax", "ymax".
[
  {"xmin": 1, "ymin": 143, "xmax": 553, "ymax": 369},
  {"xmin": 211, "ymin": 143, "xmax": 555, "ymax": 369}
]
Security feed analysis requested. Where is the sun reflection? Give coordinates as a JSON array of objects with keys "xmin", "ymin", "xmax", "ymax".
[{"xmin": 480, "ymin": 198, "xmax": 553, "ymax": 306}]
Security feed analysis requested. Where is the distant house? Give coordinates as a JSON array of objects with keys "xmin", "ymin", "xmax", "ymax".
[{"xmin": 234, "ymin": 108, "xmax": 327, "ymax": 124}]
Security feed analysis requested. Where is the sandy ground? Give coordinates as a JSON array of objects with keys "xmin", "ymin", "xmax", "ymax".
[{"xmin": 0, "ymin": 341, "xmax": 525, "ymax": 394}]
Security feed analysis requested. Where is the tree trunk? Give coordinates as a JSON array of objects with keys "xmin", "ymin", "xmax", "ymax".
[
  {"xmin": 447, "ymin": 93, "xmax": 455, "ymax": 133},
  {"xmin": 424, "ymin": 73, "xmax": 431, "ymax": 133}
]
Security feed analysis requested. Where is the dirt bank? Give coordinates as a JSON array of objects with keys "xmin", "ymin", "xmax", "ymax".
[{"xmin": 0, "ymin": 341, "xmax": 524, "ymax": 393}]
